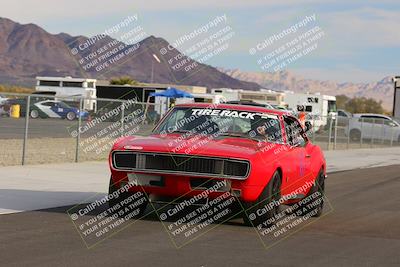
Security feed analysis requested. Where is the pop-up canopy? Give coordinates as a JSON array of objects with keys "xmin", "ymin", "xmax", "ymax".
[
  {"xmin": 149, "ymin": 87, "xmax": 194, "ymax": 98},
  {"xmin": 143, "ymin": 87, "xmax": 194, "ymax": 124}
]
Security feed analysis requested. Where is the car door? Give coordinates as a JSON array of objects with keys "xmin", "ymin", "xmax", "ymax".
[
  {"xmin": 289, "ymin": 118, "xmax": 312, "ymax": 181},
  {"xmin": 37, "ymin": 101, "xmax": 60, "ymax": 118},
  {"xmin": 51, "ymin": 102, "xmax": 69, "ymax": 118},
  {"xmin": 359, "ymin": 116, "xmax": 373, "ymax": 139},
  {"xmin": 281, "ymin": 116, "xmax": 311, "ymax": 197},
  {"xmin": 370, "ymin": 116, "xmax": 385, "ymax": 141}
]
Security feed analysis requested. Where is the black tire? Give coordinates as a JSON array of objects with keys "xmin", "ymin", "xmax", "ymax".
[
  {"xmin": 30, "ymin": 109, "xmax": 39, "ymax": 119},
  {"xmin": 243, "ymin": 171, "xmax": 281, "ymax": 227},
  {"xmin": 350, "ymin": 129, "xmax": 361, "ymax": 141},
  {"xmin": 108, "ymin": 176, "xmax": 149, "ymax": 218},
  {"xmin": 297, "ymin": 169, "xmax": 325, "ymax": 218},
  {"xmin": 66, "ymin": 111, "xmax": 76, "ymax": 121}
]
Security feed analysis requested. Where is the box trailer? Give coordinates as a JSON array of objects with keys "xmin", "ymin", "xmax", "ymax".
[
  {"xmin": 284, "ymin": 92, "xmax": 337, "ymax": 130},
  {"xmin": 35, "ymin": 76, "xmax": 97, "ymax": 111},
  {"xmin": 211, "ymin": 88, "xmax": 286, "ymax": 106}
]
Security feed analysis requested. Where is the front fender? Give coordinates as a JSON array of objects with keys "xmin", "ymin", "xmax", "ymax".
[{"xmin": 234, "ymin": 153, "xmax": 282, "ymax": 202}]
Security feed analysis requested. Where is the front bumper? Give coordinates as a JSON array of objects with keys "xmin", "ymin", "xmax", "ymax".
[
  {"xmin": 110, "ymin": 171, "xmax": 262, "ymax": 203},
  {"xmin": 77, "ymin": 111, "xmax": 89, "ymax": 118}
]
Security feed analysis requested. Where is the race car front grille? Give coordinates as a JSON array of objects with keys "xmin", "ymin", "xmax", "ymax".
[
  {"xmin": 112, "ymin": 151, "xmax": 250, "ymax": 180},
  {"xmin": 113, "ymin": 153, "xmax": 137, "ymax": 169}
]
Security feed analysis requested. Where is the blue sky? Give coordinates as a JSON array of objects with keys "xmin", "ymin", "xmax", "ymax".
[{"xmin": 2, "ymin": 0, "xmax": 400, "ymax": 83}]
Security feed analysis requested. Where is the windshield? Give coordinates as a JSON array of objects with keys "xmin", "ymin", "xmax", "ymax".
[{"xmin": 154, "ymin": 107, "xmax": 283, "ymax": 143}]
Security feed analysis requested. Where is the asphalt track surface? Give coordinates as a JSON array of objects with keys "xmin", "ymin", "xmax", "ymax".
[{"xmin": 1, "ymin": 165, "xmax": 399, "ymax": 266}]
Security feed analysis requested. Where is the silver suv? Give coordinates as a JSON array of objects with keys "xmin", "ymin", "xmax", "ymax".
[{"xmin": 348, "ymin": 114, "xmax": 400, "ymax": 142}]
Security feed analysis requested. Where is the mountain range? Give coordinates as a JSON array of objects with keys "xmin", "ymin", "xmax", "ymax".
[
  {"xmin": 220, "ymin": 69, "xmax": 394, "ymax": 111},
  {"xmin": 0, "ymin": 17, "xmax": 259, "ymax": 90},
  {"xmin": 0, "ymin": 17, "xmax": 394, "ymax": 110}
]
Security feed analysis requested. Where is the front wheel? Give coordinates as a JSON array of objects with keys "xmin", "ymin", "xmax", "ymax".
[
  {"xmin": 242, "ymin": 171, "xmax": 281, "ymax": 227},
  {"xmin": 66, "ymin": 111, "xmax": 76, "ymax": 121},
  {"xmin": 297, "ymin": 169, "xmax": 325, "ymax": 218}
]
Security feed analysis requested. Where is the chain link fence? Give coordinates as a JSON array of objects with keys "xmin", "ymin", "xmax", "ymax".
[
  {"xmin": 308, "ymin": 114, "xmax": 400, "ymax": 150},
  {"xmin": 1, "ymin": 92, "xmax": 399, "ymax": 166},
  {"xmin": 0, "ymin": 93, "xmax": 160, "ymax": 166}
]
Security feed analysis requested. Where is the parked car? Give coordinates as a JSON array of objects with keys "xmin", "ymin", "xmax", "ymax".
[
  {"xmin": 2, "ymin": 98, "xmax": 87, "ymax": 120},
  {"xmin": 108, "ymin": 103, "xmax": 327, "ymax": 227},
  {"xmin": 29, "ymin": 100, "xmax": 88, "ymax": 120},
  {"xmin": 225, "ymin": 100, "xmax": 275, "ymax": 110},
  {"xmin": 347, "ymin": 113, "xmax": 400, "ymax": 142}
]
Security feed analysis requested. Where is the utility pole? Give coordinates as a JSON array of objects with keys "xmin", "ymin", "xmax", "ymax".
[{"xmin": 392, "ymin": 76, "xmax": 400, "ymax": 118}]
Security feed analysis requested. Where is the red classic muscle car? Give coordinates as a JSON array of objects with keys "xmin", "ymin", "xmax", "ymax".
[{"xmin": 108, "ymin": 103, "xmax": 326, "ymax": 226}]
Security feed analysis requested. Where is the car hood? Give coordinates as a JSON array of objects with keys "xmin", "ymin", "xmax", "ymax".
[{"xmin": 112, "ymin": 134, "xmax": 265, "ymax": 159}]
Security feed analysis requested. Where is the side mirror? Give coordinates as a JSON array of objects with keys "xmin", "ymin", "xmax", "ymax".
[{"xmin": 304, "ymin": 121, "xmax": 312, "ymax": 133}]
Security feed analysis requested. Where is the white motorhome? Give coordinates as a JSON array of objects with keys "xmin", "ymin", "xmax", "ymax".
[
  {"xmin": 35, "ymin": 76, "xmax": 97, "ymax": 111},
  {"xmin": 211, "ymin": 88, "xmax": 286, "ymax": 106},
  {"xmin": 211, "ymin": 88, "xmax": 239, "ymax": 102},
  {"xmin": 192, "ymin": 93, "xmax": 225, "ymax": 104},
  {"xmin": 284, "ymin": 91, "xmax": 337, "ymax": 129},
  {"xmin": 175, "ymin": 93, "xmax": 225, "ymax": 104},
  {"xmin": 152, "ymin": 93, "xmax": 225, "ymax": 118}
]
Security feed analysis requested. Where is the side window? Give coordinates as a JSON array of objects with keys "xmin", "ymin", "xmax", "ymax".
[
  {"xmin": 284, "ymin": 117, "xmax": 306, "ymax": 146},
  {"xmin": 41, "ymin": 102, "xmax": 55, "ymax": 107},
  {"xmin": 384, "ymin": 119, "xmax": 397, "ymax": 126},
  {"xmin": 371, "ymin": 116, "xmax": 385, "ymax": 125},
  {"xmin": 251, "ymin": 116, "xmax": 283, "ymax": 143},
  {"xmin": 297, "ymin": 105, "xmax": 312, "ymax": 112},
  {"xmin": 264, "ymin": 118, "xmax": 283, "ymax": 143},
  {"xmin": 359, "ymin": 116, "xmax": 373, "ymax": 123},
  {"xmin": 360, "ymin": 116, "xmax": 385, "ymax": 125}
]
